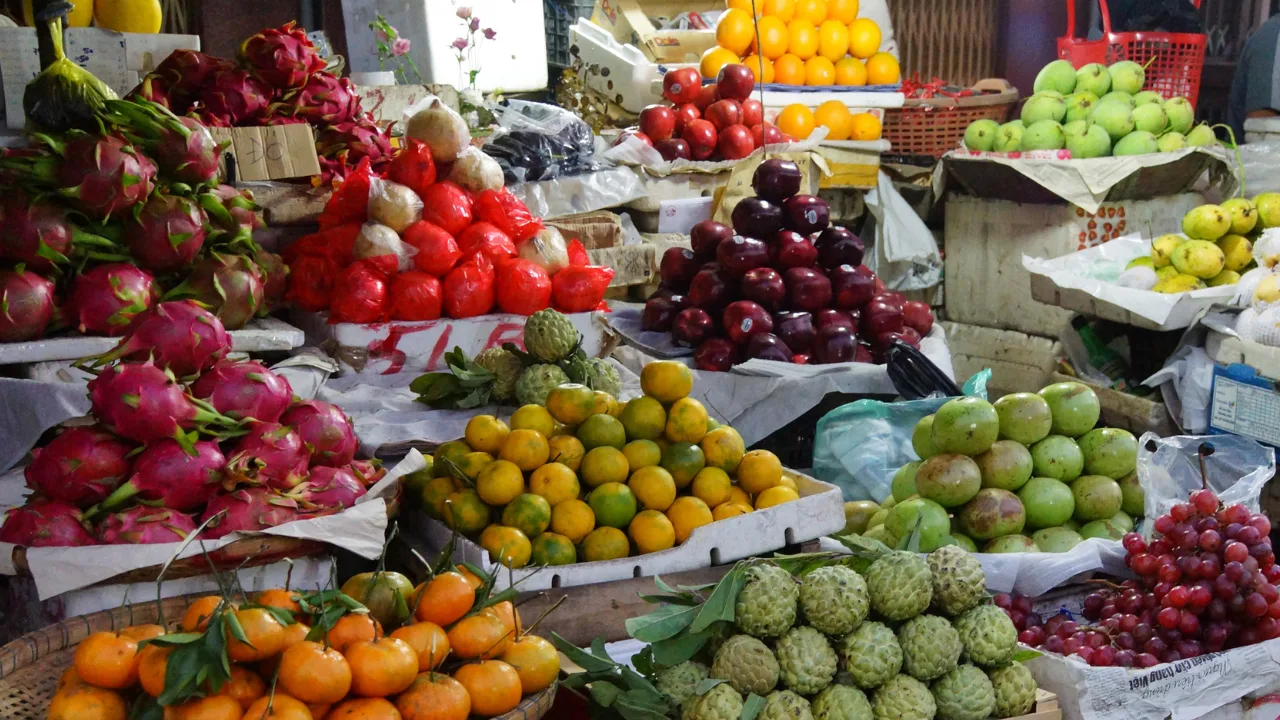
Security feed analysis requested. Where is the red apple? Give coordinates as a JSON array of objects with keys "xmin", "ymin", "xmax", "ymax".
[
  {"xmin": 694, "ymin": 83, "xmax": 719, "ymax": 111},
  {"xmin": 648, "ymin": 287, "xmax": 676, "ymax": 301},
  {"xmin": 812, "ymin": 325, "xmax": 857, "ymax": 364},
  {"xmin": 682, "ymin": 119, "xmax": 718, "ymax": 160},
  {"xmin": 793, "ymin": 354, "xmax": 810, "ymax": 364},
  {"xmin": 669, "ymin": 294, "xmax": 691, "ymax": 308},
  {"xmin": 745, "ymin": 333, "xmax": 792, "ymax": 362},
  {"xmin": 674, "ymin": 103, "xmax": 701, "ymax": 135},
  {"xmin": 639, "ymin": 105, "xmax": 677, "ymax": 141},
  {"xmin": 717, "ymin": 235, "xmax": 771, "ymax": 277},
  {"xmin": 731, "ymin": 197, "xmax": 783, "ymax": 239},
  {"xmin": 616, "ymin": 129, "xmax": 652, "ymax": 147},
  {"xmin": 642, "ymin": 297, "xmax": 680, "ymax": 331},
  {"xmin": 741, "ymin": 267, "xmax": 787, "ymax": 312},
  {"xmin": 751, "ymin": 123, "xmax": 785, "ymax": 148},
  {"xmin": 660, "ymin": 247, "xmax": 700, "ymax": 292},
  {"xmin": 784, "ymin": 267, "xmax": 832, "ymax": 312},
  {"xmin": 691, "ymin": 221, "xmax": 734, "ymax": 262},
  {"xmin": 775, "ymin": 230, "xmax": 819, "ymax": 269},
  {"xmin": 663, "ymin": 67, "xmax": 702, "ymax": 105},
  {"xmin": 814, "ymin": 226, "xmax": 865, "ymax": 269},
  {"xmin": 873, "ymin": 291, "xmax": 907, "ymax": 309},
  {"xmin": 861, "ymin": 300, "xmax": 905, "ymax": 337},
  {"xmin": 813, "ymin": 308, "xmax": 856, "ymax": 331},
  {"xmin": 873, "ymin": 276, "xmax": 886, "ymax": 294},
  {"xmin": 855, "ymin": 344, "xmax": 875, "ymax": 363},
  {"xmin": 695, "ymin": 337, "xmax": 738, "ymax": 371},
  {"xmin": 774, "ymin": 311, "xmax": 815, "ymax": 353},
  {"xmin": 718, "ymin": 124, "xmax": 755, "ymax": 160},
  {"xmin": 752, "ymin": 158, "xmax": 802, "ymax": 202},
  {"xmin": 655, "ymin": 138, "xmax": 691, "ymax": 161},
  {"xmin": 830, "ymin": 264, "xmax": 877, "ymax": 309},
  {"xmin": 782, "ymin": 195, "xmax": 830, "ymax": 235},
  {"xmin": 723, "ymin": 300, "xmax": 773, "ymax": 345},
  {"xmin": 672, "ymin": 307, "xmax": 716, "ymax": 347},
  {"xmin": 899, "ymin": 327, "xmax": 922, "ymax": 346},
  {"xmin": 716, "ymin": 63, "xmax": 756, "ymax": 102},
  {"xmin": 741, "ymin": 99, "xmax": 764, "ymax": 128},
  {"xmin": 705, "ymin": 100, "xmax": 744, "ymax": 131},
  {"xmin": 688, "ymin": 267, "xmax": 734, "ymax": 312},
  {"xmin": 903, "ymin": 300, "xmax": 934, "ymax": 336},
  {"xmin": 781, "ymin": 133, "xmax": 798, "ymax": 142}
]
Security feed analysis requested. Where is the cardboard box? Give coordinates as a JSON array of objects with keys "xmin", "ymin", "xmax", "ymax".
[
  {"xmin": 549, "ymin": 211, "xmax": 623, "ymax": 250},
  {"xmin": 590, "ymin": 0, "xmax": 720, "ymax": 62},
  {"xmin": 944, "ymin": 321, "xmax": 1062, "ymax": 397},
  {"xmin": 210, "ymin": 125, "xmax": 322, "ymax": 182}
]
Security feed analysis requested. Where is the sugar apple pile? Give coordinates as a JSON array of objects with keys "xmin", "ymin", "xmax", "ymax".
[
  {"xmin": 474, "ymin": 347, "xmax": 523, "ymax": 401},
  {"xmin": 514, "ymin": 363, "xmax": 570, "ymax": 405},
  {"xmin": 584, "ymin": 356, "xmax": 622, "ymax": 396},
  {"xmin": 675, "ymin": 547, "xmax": 1035, "ymax": 720},
  {"xmin": 524, "ymin": 308, "xmax": 578, "ymax": 362}
]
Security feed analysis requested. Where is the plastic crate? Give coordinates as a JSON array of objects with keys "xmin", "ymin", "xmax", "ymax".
[
  {"xmin": 545, "ymin": 0, "xmax": 595, "ymax": 68},
  {"xmin": 881, "ymin": 78, "xmax": 1018, "ymax": 159}
]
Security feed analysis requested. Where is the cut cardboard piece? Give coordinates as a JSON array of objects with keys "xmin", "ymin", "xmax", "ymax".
[
  {"xmin": 210, "ymin": 124, "xmax": 322, "ymax": 182},
  {"xmin": 590, "ymin": 0, "xmax": 720, "ymax": 62}
]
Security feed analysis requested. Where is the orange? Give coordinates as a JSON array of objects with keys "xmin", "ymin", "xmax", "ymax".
[
  {"xmin": 390, "ymin": 621, "xmax": 450, "ymax": 671},
  {"xmin": 848, "ymin": 17, "xmax": 881, "ymax": 58},
  {"xmin": 454, "ymin": 661, "xmax": 523, "ymax": 718},
  {"xmin": 787, "ymin": 19, "xmax": 818, "ymax": 59},
  {"xmin": 835, "ymin": 56, "xmax": 868, "ymax": 85},
  {"xmin": 346, "ymin": 637, "xmax": 419, "ymax": 697},
  {"xmin": 258, "ymin": 621, "xmax": 310, "ymax": 678},
  {"xmin": 448, "ymin": 612, "xmax": 513, "ymax": 660},
  {"xmin": 502, "ymin": 635, "xmax": 561, "ymax": 694},
  {"xmin": 805, "ymin": 56, "xmax": 836, "ymax": 85},
  {"xmin": 48, "ymin": 684, "xmax": 127, "ymax": 720},
  {"xmin": 773, "ymin": 54, "xmax": 806, "ymax": 85},
  {"xmin": 716, "ymin": 8, "xmax": 756, "ymax": 56},
  {"xmin": 73, "ymin": 631, "xmax": 140, "ymax": 690},
  {"xmin": 396, "ymin": 673, "xmax": 471, "ymax": 720},
  {"xmin": 215, "ymin": 665, "xmax": 266, "ymax": 711},
  {"xmin": 794, "ymin": 0, "xmax": 827, "ymax": 24},
  {"xmin": 325, "ymin": 613, "xmax": 384, "ymax": 654},
  {"xmin": 756, "ymin": 485, "xmax": 801, "ymax": 508},
  {"xmin": 775, "ymin": 103, "xmax": 816, "ymax": 139},
  {"xmin": 166, "ymin": 695, "xmax": 243, "ymax": 720},
  {"xmin": 278, "ymin": 641, "xmax": 352, "ymax": 704},
  {"xmin": 737, "ymin": 449, "xmax": 784, "ymax": 493},
  {"xmin": 225, "ymin": 608, "xmax": 287, "ymax": 663},
  {"xmin": 756, "ymin": 15, "xmax": 790, "ymax": 59},
  {"xmin": 458, "ymin": 565, "xmax": 488, "ymax": 591},
  {"xmin": 412, "ymin": 571, "xmax": 475, "ymax": 626},
  {"xmin": 865, "ymin": 51, "xmax": 900, "ymax": 84},
  {"xmin": 485, "ymin": 600, "xmax": 523, "ymax": 639},
  {"xmin": 814, "ymin": 99, "xmax": 854, "ymax": 139},
  {"xmin": 727, "ymin": 0, "xmax": 763, "ymax": 15},
  {"xmin": 326, "ymin": 697, "xmax": 401, "ymax": 719},
  {"xmin": 119, "ymin": 624, "xmax": 164, "ymax": 643},
  {"xmin": 240, "ymin": 694, "xmax": 312, "ymax": 720},
  {"xmin": 828, "ymin": 0, "xmax": 859, "ymax": 22},
  {"xmin": 180, "ymin": 595, "xmax": 224, "ymax": 632},
  {"xmin": 701, "ymin": 46, "xmax": 740, "ymax": 79},
  {"xmin": 57, "ymin": 667, "xmax": 83, "ymax": 691},
  {"xmin": 742, "ymin": 54, "xmax": 776, "ymax": 84},
  {"xmin": 137, "ymin": 644, "xmax": 170, "ymax": 697},
  {"xmin": 257, "ymin": 588, "xmax": 302, "ymax": 617},
  {"xmin": 762, "ymin": 0, "xmax": 794, "ymax": 21},
  {"xmin": 305, "ymin": 704, "xmax": 331, "ymax": 720},
  {"xmin": 818, "ymin": 20, "xmax": 850, "ymax": 61},
  {"xmin": 850, "ymin": 112, "xmax": 883, "ymax": 140},
  {"xmin": 667, "ymin": 496, "xmax": 714, "ymax": 543}
]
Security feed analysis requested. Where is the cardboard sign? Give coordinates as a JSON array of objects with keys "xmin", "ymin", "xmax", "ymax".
[{"xmin": 210, "ymin": 124, "xmax": 322, "ymax": 182}]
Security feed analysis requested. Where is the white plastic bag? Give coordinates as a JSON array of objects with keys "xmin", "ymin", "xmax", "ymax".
[
  {"xmin": 367, "ymin": 178, "xmax": 422, "ymax": 233},
  {"xmin": 516, "ymin": 226, "xmax": 570, "ymax": 275},
  {"xmin": 354, "ymin": 222, "xmax": 417, "ymax": 272},
  {"xmin": 448, "ymin": 147, "xmax": 505, "ymax": 193},
  {"xmin": 863, "ymin": 170, "xmax": 942, "ymax": 291},
  {"xmin": 1136, "ymin": 432, "xmax": 1275, "ymax": 521}
]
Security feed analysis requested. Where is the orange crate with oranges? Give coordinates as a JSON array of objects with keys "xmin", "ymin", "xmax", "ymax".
[{"xmin": 882, "ymin": 78, "xmax": 1019, "ymax": 158}]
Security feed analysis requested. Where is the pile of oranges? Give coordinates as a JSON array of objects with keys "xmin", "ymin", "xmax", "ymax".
[
  {"xmin": 48, "ymin": 567, "xmax": 559, "ymax": 720},
  {"xmin": 776, "ymin": 101, "xmax": 882, "ymax": 141},
  {"xmin": 704, "ymin": 0, "xmax": 901, "ymax": 88}
]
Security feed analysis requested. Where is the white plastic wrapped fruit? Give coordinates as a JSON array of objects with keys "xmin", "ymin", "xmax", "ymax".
[
  {"xmin": 1236, "ymin": 267, "xmax": 1271, "ymax": 306},
  {"xmin": 1253, "ymin": 229, "xmax": 1280, "ymax": 269},
  {"xmin": 368, "ymin": 178, "xmax": 423, "ymax": 232},
  {"xmin": 405, "ymin": 96, "xmax": 471, "ymax": 163},
  {"xmin": 355, "ymin": 222, "xmax": 417, "ymax": 272},
  {"xmin": 517, "ymin": 226, "xmax": 570, "ymax": 275},
  {"xmin": 1116, "ymin": 266, "xmax": 1158, "ymax": 291},
  {"xmin": 1237, "ymin": 306, "xmax": 1260, "ymax": 343},
  {"xmin": 448, "ymin": 147, "xmax": 505, "ymax": 193},
  {"xmin": 1252, "ymin": 305, "xmax": 1280, "ymax": 347}
]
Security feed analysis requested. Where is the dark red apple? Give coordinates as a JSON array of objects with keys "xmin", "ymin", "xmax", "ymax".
[
  {"xmin": 861, "ymin": 300, "xmax": 905, "ymax": 337},
  {"xmin": 830, "ymin": 264, "xmax": 877, "ymax": 309},
  {"xmin": 663, "ymin": 67, "xmax": 702, "ymax": 105},
  {"xmin": 691, "ymin": 221, "xmax": 734, "ymax": 262},
  {"xmin": 775, "ymin": 230, "xmax": 819, "ymax": 269},
  {"xmin": 774, "ymin": 311, "xmax": 815, "ymax": 353},
  {"xmin": 752, "ymin": 158, "xmax": 803, "ymax": 203},
  {"xmin": 873, "ymin": 276, "xmax": 886, "ymax": 294},
  {"xmin": 682, "ymin": 119, "xmax": 718, "ymax": 160},
  {"xmin": 688, "ymin": 267, "xmax": 734, "ymax": 312},
  {"xmin": 716, "ymin": 235, "xmax": 771, "ymax": 277},
  {"xmin": 741, "ymin": 99, "xmax": 763, "ymax": 128},
  {"xmin": 655, "ymin": 138, "xmax": 691, "ymax": 161},
  {"xmin": 648, "ymin": 287, "xmax": 675, "ymax": 301},
  {"xmin": 741, "ymin": 267, "xmax": 786, "ymax": 311},
  {"xmin": 668, "ymin": 294, "xmax": 691, "ymax": 308},
  {"xmin": 782, "ymin": 195, "xmax": 830, "ymax": 235},
  {"xmin": 873, "ymin": 291, "xmax": 907, "ymax": 309},
  {"xmin": 705, "ymin": 100, "xmax": 744, "ymax": 132},
  {"xmin": 672, "ymin": 307, "xmax": 715, "ymax": 347},
  {"xmin": 723, "ymin": 300, "xmax": 773, "ymax": 345},
  {"xmin": 784, "ymin": 267, "xmax": 832, "ymax": 312},
  {"xmin": 695, "ymin": 337, "xmax": 738, "ymax": 371},
  {"xmin": 716, "ymin": 63, "xmax": 756, "ymax": 102},
  {"xmin": 718, "ymin": 124, "xmax": 755, "ymax": 160},
  {"xmin": 813, "ymin": 308, "xmax": 856, "ymax": 331},
  {"xmin": 745, "ymin": 333, "xmax": 792, "ymax": 362},
  {"xmin": 873, "ymin": 330, "xmax": 920, "ymax": 354},
  {"xmin": 751, "ymin": 123, "xmax": 784, "ymax": 148},
  {"xmin": 899, "ymin": 327, "xmax": 922, "ymax": 346},
  {"xmin": 730, "ymin": 197, "xmax": 783, "ymax": 239},
  {"xmin": 814, "ymin": 226, "xmax": 865, "ymax": 269},
  {"xmin": 673, "ymin": 103, "xmax": 701, "ymax": 135},
  {"xmin": 642, "ymin": 297, "xmax": 680, "ymax": 331},
  {"xmin": 639, "ymin": 105, "xmax": 677, "ymax": 142},
  {"xmin": 812, "ymin": 325, "xmax": 857, "ymax": 364},
  {"xmin": 792, "ymin": 354, "xmax": 810, "ymax": 364},
  {"xmin": 616, "ymin": 129, "xmax": 653, "ymax": 147},
  {"xmin": 694, "ymin": 83, "xmax": 719, "ymax": 111},
  {"xmin": 659, "ymin": 247, "xmax": 700, "ymax": 292},
  {"xmin": 902, "ymin": 301, "xmax": 934, "ymax": 336},
  {"xmin": 855, "ymin": 344, "xmax": 875, "ymax": 363}
]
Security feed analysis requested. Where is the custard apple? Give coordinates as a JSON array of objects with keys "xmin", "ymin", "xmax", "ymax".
[
  {"xmin": 474, "ymin": 348, "xmax": 523, "ymax": 401},
  {"xmin": 585, "ymin": 357, "xmax": 622, "ymax": 396},
  {"xmin": 987, "ymin": 662, "xmax": 1037, "ymax": 718},
  {"xmin": 839, "ymin": 621, "xmax": 902, "ymax": 689},
  {"xmin": 735, "ymin": 563, "xmax": 798, "ymax": 638},
  {"xmin": 866, "ymin": 551, "xmax": 933, "ymax": 621},
  {"xmin": 954, "ymin": 605, "xmax": 1018, "ymax": 667},
  {"xmin": 898, "ymin": 615, "xmax": 962, "ymax": 681},
  {"xmin": 872, "ymin": 675, "xmax": 936, "ymax": 720},
  {"xmin": 524, "ymin": 309, "xmax": 577, "ymax": 362},
  {"xmin": 811, "ymin": 684, "xmax": 872, "ymax": 720},
  {"xmin": 712, "ymin": 634, "xmax": 780, "ymax": 696},
  {"xmin": 932, "ymin": 664, "xmax": 996, "ymax": 720},
  {"xmin": 927, "ymin": 546, "xmax": 987, "ymax": 617},
  {"xmin": 656, "ymin": 661, "xmax": 710, "ymax": 710},
  {"xmin": 515, "ymin": 364, "xmax": 570, "ymax": 405},
  {"xmin": 688, "ymin": 682, "xmax": 744, "ymax": 720},
  {"xmin": 775, "ymin": 626, "xmax": 837, "ymax": 695},
  {"xmin": 702, "ymin": 621, "xmax": 735, "ymax": 661},
  {"xmin": 800, "ymin": 565, "xmax": 869, "ymax": 636},
  {"xmin": 762, "ymin": 690, "xmax": 814, "ymax": 720}
]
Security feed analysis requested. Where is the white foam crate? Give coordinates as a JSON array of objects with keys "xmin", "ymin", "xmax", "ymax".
[
  {"xmin": 404, "ymin": 468, "xmax": 845, "ymax": 591},
  {"xmin": 0, "ymin": 317, "xmax": 305, "ymax": 366}
]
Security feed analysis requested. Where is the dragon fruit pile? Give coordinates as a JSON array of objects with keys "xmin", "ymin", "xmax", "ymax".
[
  {"xmin": 0, "ymin": 97, "xmax": 282, "ymax": 342},
  {"xmin": 130, "ymin": 22, "xmax": 391, "ymax": 184},
  {"xmin": 0, "ymin": 301, "xmax": 384, "ymax": 548}
]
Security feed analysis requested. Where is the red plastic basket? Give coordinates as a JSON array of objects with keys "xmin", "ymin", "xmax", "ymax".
[{"xmin": 1057, "ymin": 0, "xmax": 1206, "ymax": 108}]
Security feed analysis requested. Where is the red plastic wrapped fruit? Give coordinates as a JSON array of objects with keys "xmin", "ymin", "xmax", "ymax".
[
  {"xmin": 329, "ymin": 260, "xmax": 389, "ymax": 323},
  {"xmin": 443, "ymin": 257, "xmax": 495, "ymax": 318},
  {"xmin": 389, "ymin": 271, "xmax": 443, "ymax": 321},
  {"xmin": 495, "ymin": 259, "xmax": 552, "ymax": 315},
  {"xmin": 403, "ymin": 221, "xmax": 461, "ymax": 277}
]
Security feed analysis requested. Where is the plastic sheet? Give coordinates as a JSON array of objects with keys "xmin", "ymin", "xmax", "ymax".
[
  {"xmin": 385, "ymin": 138, "xmax": 437, "ymax": 198},
  {"xmin": 485, "ymin": 99, "xmax": 599, "ymax": 183},
  {"xmin": 366, "ymin": 178, "xmax": 423, "ymax": 233},
  {"xmin": 1136, "ymin": 432, "xmax": 1275, "ymax": 519},
  {"xmin": 420, "ymin": 181, "xmax": 474, "ymax": 236},
  {"xmin": 509, "ymin": 166, "xmax": 649, "ymax": 220},
  {"xmin": 862, "ymin": 170, "xmax": 943, "ymax": 291}
]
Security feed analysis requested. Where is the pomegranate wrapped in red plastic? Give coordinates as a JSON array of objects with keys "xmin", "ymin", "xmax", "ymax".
[
  {"xmin": 282, "ymin": 222, "xmax": 361, "ymax": 267},
  {"xmin": 458, "ymin": 222, "xmax": 516, "ymax": 264},
  {"xmin": 354, "ymin": 222, "xmax": 417, "ymax": 274},
  {"xmin": 473, "ymin": 188, "xmax": 543, "ymax": 243},
  {"xmin": 386, "ymin": 139, "xmax": 437, "ymax": 199},
  {"xmin": 389, "ymin": 271, "xmax": 443, "ymax": 321},
  {"xmin": 443, "ymin": 254, "xmax": 495, "ymax": 319},
  {"xmin": 495, "ymin": 259, "xmax": 552, "ymax": 315},
  {"xmin": 329, "ymin": 260, "xmax": 389, "ymax": 323},
  {"xmin": 318, "ymin": 157, "xmax": 375, "ymax": 229},
  {"xmin": 553, "ymin": 265, "xmax": 614, "ymax": 313},
  {"xmin": 367, "ymin": 178, "xmax": 422, "ymax": 233},
  {"xmin": 420, "ymin": 181, "xmax": 473, "ymax": 236},
  {"xmin": 403, "ymin": 221, "xmax": 461, "ymax": 277},
  {"xmin": 287, "ymin": 255, "xmax": 340, "ymax": 312}
]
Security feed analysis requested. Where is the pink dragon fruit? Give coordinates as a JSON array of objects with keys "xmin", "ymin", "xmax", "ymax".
[
  {"xmin": 126, "ymin": 74, "xmax": 174, "ymax": 110},
  {"xmin": 166, "ymin": 253, "xmax": 264, "ymax": 330},
  {"xmin": 155, "ymin": 50, "xmax": 236, "ymax": 108},
  {"xmin": 277, "ymin": 71, "xmax": 361, "ymax": 126},
  {"xmin": 317, "ymin": 115, "xmax": 393, "ymax": 180},
  {"xmin": 97, "ymin": 439, "xmax": 225, "ymax": 513},
  {"xmin": 191, "ymin": 359, "xmax": 294, "ymax": 423},
  {"xmin": 239, "ymin": 22, "xmax": 327, "ymax": 90},
  {"xmin": 0, "ymin": 268, "xmax": 57, "ymax": 342},
  {"xmin": 92, "ymin": 300, "xmax": 231, "ymax": 377},
  {"xmin": 288, "ymin": 466, "xmax": 366, "ymax": 511},
  {"xmin": 98, "ymin": 506, "xmax": 198, "ymax": 544},
  {"xmin": 0, "ymin": 500, "xmax": 96, "ymax": 547},
  {"xmin": 24, "ymin": 427, "xmax": 135, "ymax": 507},
  {"xmin": 210, "ymin": 185, "xmax": 264, "ymax": 234},
  {"xmin": 125, "ymin": 194, "xmax": 208, "ymax": 272},
  {"xmin": 67, "ymin": 263, "xmax": 157, "ymax": 336},
  {"xmin": 154, "ymin": 116, "xmax": 224, "ymax": 186},
  {"xmin": 279, "ymin": 401, "xmax": 357, "ymax": 468},
  {"xmin": 1, "ymin": 192, "xmax": 121, "ymax": 271},
  {"xmin": 199, "ymin": 70, "xmax": 271, "ymax": 127},
  {"xmin": 201, "ymin": 488, "xmax": 301, "ymax": 539},
  {"xmin": 87, "ymin": 360, "xmax": 242, "ymax": 446},
  {"xmin": 51, "ymin": 134, "xmax": 158, "ymax": 221},
  {"xmin": 225, "ymin": 422, "xmax": 311, "ymax": 490},
  {"xmin": 256, "ymin": 252, "xmax": 289, "ymax": 312},
  {"xmin": 350, "ymin": 459, "xmax": 386, "ymax": 487}
]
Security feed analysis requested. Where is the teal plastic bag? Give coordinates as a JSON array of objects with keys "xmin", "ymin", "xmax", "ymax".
[{"xmin": 812, "ymin": 370, "xmax": 991, "ymax": 502}]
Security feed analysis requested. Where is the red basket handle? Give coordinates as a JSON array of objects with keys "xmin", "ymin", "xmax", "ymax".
[{"xmin": 1065, "ymin": 0, "xmax": 1200, "ymax": 39}]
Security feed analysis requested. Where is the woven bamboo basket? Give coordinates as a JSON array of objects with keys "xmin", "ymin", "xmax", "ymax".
[{"xmin": 0, "ymin": 592, "xmax": 556, "ymax": 720}]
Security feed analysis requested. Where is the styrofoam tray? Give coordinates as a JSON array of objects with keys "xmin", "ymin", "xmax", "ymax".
[
  {"xmin": 1206, "ymin": 327, "xmax": 1280, "ymax": 381},
  {"xmin": 0, "ymin": 317, "xmax": 306, "ymax": 366},
  {"xmin": 404, "ymin": 469, "xmax": 845, "ymax": 592}
]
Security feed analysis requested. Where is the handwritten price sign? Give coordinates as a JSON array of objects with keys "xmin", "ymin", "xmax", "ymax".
[{"xmin": 209, "ymin": 125, "xmax": 322, "ymax": 181}]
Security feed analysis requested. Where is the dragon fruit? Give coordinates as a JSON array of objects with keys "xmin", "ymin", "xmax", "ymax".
[
  {"xmin": 317, "ymin": 116, "xmax": 393, "ymax": 180},
  {"xmin": 191, "ymin": 359, "xmax": 294, "ymax": 423},
  {"xmin": 240, "ymin": 22, "xmax": 327, "ymax": 90},
  {"xmin": 154, "ymin": 116, "xmax": 224, "ymax": 185},
  {"xmin": 287, "ymin": 466, "xmax": 366, "ymax": 511},
  {"xmin": 201, "ymin": 487, "xmax": 301, "ymax": 539},
  {"xmin": 98, "ymin": 439, "xmax": 225, "ymax": 513},
  {"xmin": 98, "ymin": 506, "xmax": 198, "ymax": 544},
  {"xmin": 126, "ymin": 74, "xmax": 174, "ymax": 110},
  {"xmin": 92, "ymin": 300, "xmax": 231, "ymax": 377},
  {"xmin": 67, "ymin": 263, "xmax": 157, "ymax": 336},
  {"xmin": 166, "ymin": 253, "xmax": 264, "ymax": 330},
  {"xmin": 199, "ymin": 70, "xmax": 271, "ymax": 127},
  {"xmin": 48, "ymin": 133, "xmax": 157, "ymax": 221},
  {"xmin": 1, "ymin": 192, "xmax": 120, "ymax": 270},
  {"xmin": 25, "ymin": 427, "xmax": 134, "ymax": 507},
  {"xmin": 225, "ymin": 422, "xmax": 311, "ymax": 490},
  {"xmin": 87, "ymin": 360, "xmax": 242, "ymax": 446},
  {"xmin": 279, "ymin": 401, "xmax": 357, "ymax": 468},
  {"xmin": 155, "ymin": 50, "xmax": 236, "ymax": 108},
  {"xmin": 277, "ymin": 71, "xmax": 361, "ymax": 125},
  {"xmin": 350, "ymin": 459, "xmax": 386, "ymax": 487},
  {"xmin": 256, "ymin": 251, "xmax": 289, "ymax": 311},
  {"xmin": 208, "ymin": 185, "xmax": 264, "ymax": 235},
  {"xmin": 125, "ymin": 194, "xmax": 208, "ymax": 272},
  {"xmin": 0, "ymin": 500, "xmax": 95, "ymax": 547},
  {"xmin": 0, "ymin": 268, "xmax": 57, "ymax": 342}
]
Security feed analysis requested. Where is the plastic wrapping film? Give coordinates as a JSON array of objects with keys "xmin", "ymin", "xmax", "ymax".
[{"xmin": 485, "ymin": 100, "xmax": 600, "ymax": 184}]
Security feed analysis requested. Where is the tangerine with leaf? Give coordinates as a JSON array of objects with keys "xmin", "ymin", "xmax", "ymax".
[
  {"xmin": 180, "ymin": 596, "xmax": 225, "ymax": 632},
  {"xmin": 345, "ymin": 637, "xmax": 419, "ymax": 697},
  {"xmin": 72, "ymin": 631, "xmax": 140, "ymax": 689},
  {"xmin": 240, "ymin": 693, "xmax": 313, "ymax": 720},
  {"xmin": 412, "ymin": 571, "xmax": 475, "ymax": 626},
  {"xmin": 389, "ymin": 621, "xmax": 450, "ymax": 671},
  {"xmin": 226, "ymin": 607, "xmax": 289, "ymax": 662},
  {"xmin": 324, "ymin": 612, "xmax": 383, "ymax": 654},
  {"xmin": 278, "ymin": 640, "xmax": 352, "ymax": 705},
  {"xmin": 395, "ymin": 673, "xmax": 471, "ymax": 720},
  {"xmin": 215, "ymin": 665, "xmax": 266, "ymax": 711},
  {"xmin": 454, "ymin": 660, "xmax": 523, "ymax": 717}
]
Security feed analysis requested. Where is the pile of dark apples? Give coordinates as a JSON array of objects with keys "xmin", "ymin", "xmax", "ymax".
[{"xmin": 642, "ymin": 158, "xmax": 935, "ymax": 370}]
